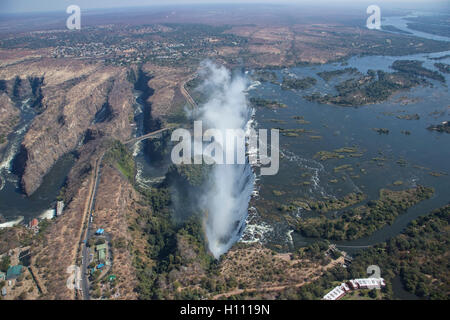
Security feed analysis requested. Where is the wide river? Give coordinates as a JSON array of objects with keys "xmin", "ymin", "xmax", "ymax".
[{"xmin": 246, "ymin": 14, "xmax": 450, "ymax": 251}]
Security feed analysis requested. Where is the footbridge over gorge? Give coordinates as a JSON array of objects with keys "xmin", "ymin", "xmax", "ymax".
[
  {"xmin": 124, "ymin": 74, "xmax": 198, "ymax": 145},
  {"xmin": 123, "ymin": 126, "xmax": 178, "ymax": 145}
]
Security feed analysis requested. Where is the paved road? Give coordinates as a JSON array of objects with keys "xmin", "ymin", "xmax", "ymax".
[
  {"xmin": 80, "ymin": 153, "xmax": 104, "ymax": 300},
  {"xmin": 77, "ymin": 73, "xmax": 198, "ymax": 299},
  {"xmin": 79, "ymin": 129, "xmax": 175, "ymax": 299},
  {"xmin": 180, "ymin": 76, "xmax": 198, "ymax": 110}
]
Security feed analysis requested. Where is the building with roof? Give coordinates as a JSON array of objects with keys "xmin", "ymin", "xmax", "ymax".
[
  {"xmin": 98, "ymin": 250, "xmax": 106, "ymax": 262},
  {"xmin": 6, "ymin": 265, "xmax": 23, "ymax": 280},
  {"xmin": 56, "ymin": 201, "xmax": 65, "ymax": 216},
  {"xmin": 323, "ymin": 283, "xmax": 351, "ymax": 300},
  {"xmin": 29, "ymin": 218, "xmax": 39, "ymax": 228},
  {"xmin": 95, "ymin": 228, "xmax": 104, "ymax": 235},
  {"xmin": 348, "ymin": 278, "xmax": 385, "ymax": 290},
  {"xmin": 95, "ymin": 243, "xmax": 107, "ymax": 262},
  {"xmin": 0, "ymin": 271, "xmax": 5, "ymax": 281},
  {"xmin": 96, "ymin": 243, "xmax": 107, "ymax": 251},
  {"xmin": 323, "ymin": 278, "xmax": 386, "ymax": 300}
]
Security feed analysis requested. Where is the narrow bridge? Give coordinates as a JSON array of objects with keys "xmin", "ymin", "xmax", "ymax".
[
  {"xmin": 123, "ymin": 75, "xmax": 198, "ymax": 145},
  {"xmin": 335, "ymin": 245, "xmax": 373, "ymax": 249},
  {"xmin": 124, "ymin": 126, "xmax": 176, "ymax": 145},
  {"xmin": 78, "ymin": 75, "xmax": 198, "ymax": 300}
]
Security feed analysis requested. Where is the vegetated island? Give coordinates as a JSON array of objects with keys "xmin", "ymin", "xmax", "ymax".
[
  {"xmin": 391, "ymin": 60, "xmax": 445, "ymax": 83},
  {"xmin": 427, "ymin": 121, "xmax": 450, "ymax": 134},
  {"xmin": 278, "ymin": 192, "xmax": 367, "ymax": 215},
  {"xmin": 317, "ymin": 67, "xmax": 360, "ymax": 81},
  {"xmin": 434, "ymin": 62, "xmax": 450, "ymax": 74},
  {"xmin": 252, "ymin": 70, "xmax": 278, "ymax": 84},
  {"xmin": 305, "ymin": 60, "xmax": 445, "ymax": 107},
  {"xmin": 281, "ymin": 76, "xmax": 317, "ymax": 90},
  {"xmin": 249, "ymin": 97, "xmax": 287, "ymax": 109},
  {"xmin": 294, "ymin": 185, "xmax": 434, "ymax": 241},
  {"xmin": 313, "ymin": 146, "xmax": 364, "ymax": 161}
]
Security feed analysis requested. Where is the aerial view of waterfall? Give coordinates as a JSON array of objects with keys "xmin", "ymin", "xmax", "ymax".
[{"xmin": 0, "ymin": 0, "xmax": 448, "ymax": 308}]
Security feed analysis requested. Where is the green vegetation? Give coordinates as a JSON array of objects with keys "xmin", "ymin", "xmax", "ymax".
[
  {"xmin": 427, "ymin": 121, "xmax": 450, "ymax": 134},
  {"xmin": 317, "ymin": 67, "xmax": 360, "ymax": 81},
  {"xmin": 348, "ymin": 205, "xmax": 450, "ymax": 299},
  {"xmin": 306, "ymin": 66, "xmax": 429, "ymax": 107},
  {"xmin": 252, "ymin": 70, "xmax": 278, "ymax": 84},
  {"xmin": 234, "ymin": 205, "xmax": 449, "ymax": 300},
  {"xmin": 278, "ymin": 128, "xmax": 310, "ymax": 137},
  {"xmin": 434, "ymin": 63, "xmax": 450, "ymax": 74},
  {"xmin": 0, "ymin": 255, "xmax": 10, "ymax": 272},
  {"xmin": 396, "ymin": 113, "xmax": 420, "ymax": 120},
  {"xmin": 105, "ymin": 140, "xmax": 135, "ymax": 182},
  {"xmin": 295, "ymin": 119, "xmax": 310, "ymax": 124},
  {"xmin": 333, "ymin": 164, "xmax": 353, "ymax": 173},
  {"xmin": 303, "ymin": 192, "xmax": 366, "ymax": 214},
  {"xmin": 314, "ymin": 146, "xmax": 362, "ymax": 161},
  {"xmin": 373, "ymin": 128, "xmax": 389, "ymax": 135},
  {"xmin": 0, "ymin": 227, "xmax": 33, "ymax": 255},
  {"xmin": 166, "ymin": 162, "xmax": 212, "ymax": 188},
  {"xmin": 391, "ymin": 60, "xmax": 445, "ymax": 83},
  {"xmin": 249, "ymin": 97, "xmax": 287, "ymax": 109},
  {"xmin": 272, "ymin": 190, "xmax": 285, "ymax": 196},
  {"xmin": 282, "ymin": 76, "xmax": 317, "ymax": 90},
  {"xmin": 428, "ymin": 171, "xmax": 447, "ymax": 177},
  {"xmin": 131, "ymin": 185, "xmax": 215, "ymax": 299},
  {"xmin": 296, "ymin": 186, "xmax": 434, "ymax": 240}
]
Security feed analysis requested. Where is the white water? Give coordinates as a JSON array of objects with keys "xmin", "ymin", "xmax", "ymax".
[
  {"xmin": 240, "ymin": 206, "xmax": 273, "ymax": 244},
  {"xmin": 198, "ymin": 61, "xmax": 256, "ymax": 258},
  {"xmin": 39, "ymin": 209, "xmax": 55, "ymax": 220},
  {"xmin": 0, "ymin": 216, "xmax": 23, "ymax": 229},
  {"xmin": 0, "ymin": 99, "xmax": 33, "ymax": 190}
]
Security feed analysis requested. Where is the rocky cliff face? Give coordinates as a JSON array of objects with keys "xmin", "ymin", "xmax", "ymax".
[
  {"xmin": 0, "ymin": 59, "xmax": 135, "ymax": 195},
  {"xmin": 142, "ymin": 63, "xmax": 190, "ymax": 121},
  {"xmin": 0, "ymin": 93, "xmax": 19, "ymax": 146}
]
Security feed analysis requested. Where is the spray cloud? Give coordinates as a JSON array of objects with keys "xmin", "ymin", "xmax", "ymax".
[{"xmin": 197, "ymin": 61, "xmax": 255, "ymax": 259}]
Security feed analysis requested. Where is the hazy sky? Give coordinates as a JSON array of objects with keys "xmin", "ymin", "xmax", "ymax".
[{"xmin": 1, "ymin": 0, "xmax": 448, "ymax": 13}]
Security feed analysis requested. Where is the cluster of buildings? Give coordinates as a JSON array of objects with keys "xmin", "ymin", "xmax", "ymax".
[
  {"xmin": 26, "ymin": 201, "xmax": 64, "ymax": 233},
  {"xmin": 87, "ymin": 228, "xmax": 110, "ymax": 275},
  {"xmin": 0, "ymin": 265, "xmax": 24, "ymax": 297},
  {"xmin": 323, "ymin": 278, "xmax": 386, "ymax": 300},
  {"xmin": 28, "ymin": 218, "xmax": 39, "ymax": 233}
]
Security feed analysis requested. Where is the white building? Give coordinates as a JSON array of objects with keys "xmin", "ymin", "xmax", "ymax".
[
  {"xmin": 349, "ymin": 278, "xmax": 385, "ymax": 290},
  {"xmin": 323, "ymin": 283, "xmax": 351, "ymax": 300},
  {"xmin": 56, "ymin": 201, "xmax": 65, "ymax": 216},
  {"xmin": 323, "ymin": 278, "xmax": 386, "ymax": 300}
]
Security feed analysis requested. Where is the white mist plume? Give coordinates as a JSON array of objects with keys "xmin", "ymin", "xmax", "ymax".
[{"xmin": 198, "ymin": 61, "xmax": 255, "ymax": 259}]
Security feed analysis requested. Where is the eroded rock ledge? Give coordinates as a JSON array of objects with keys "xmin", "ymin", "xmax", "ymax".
[{"xmin": 0, "ymin": 59, "xmax": 135, "ymax": 195}]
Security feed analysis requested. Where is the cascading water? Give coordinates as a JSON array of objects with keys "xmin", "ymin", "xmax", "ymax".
[
  {"xmin": 197, "ymin": 61, "xmax": 255, "ymax": 259},
  {"xmin": 0, "ymin": 97, "xmax": 74, "ymax": 224},
  {"xmin": 0, "ymin": 98, "xmax": 34, "ymax": 188}
]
